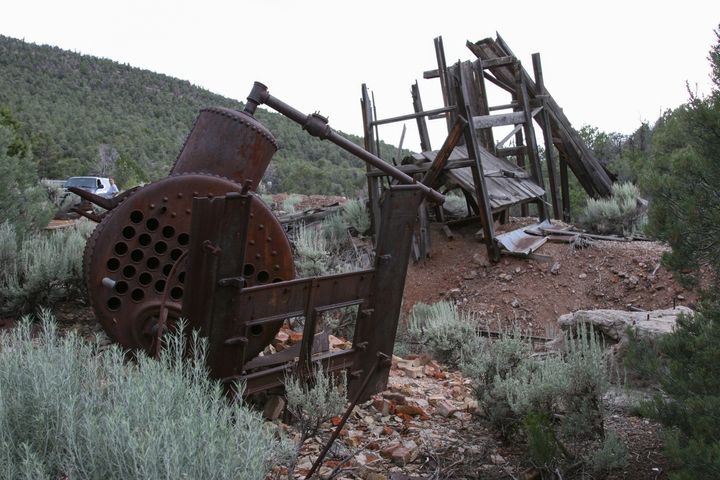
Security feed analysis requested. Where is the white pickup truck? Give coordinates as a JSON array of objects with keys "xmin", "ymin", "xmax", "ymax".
[{"xmin": 64, "ymin": 176, "xmax": 114, "ymax": 199}]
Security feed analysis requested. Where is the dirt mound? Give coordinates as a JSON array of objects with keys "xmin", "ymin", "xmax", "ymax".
[{"xmin": 403, "ymin": 218, "xmax": 694, "ymax": 335}]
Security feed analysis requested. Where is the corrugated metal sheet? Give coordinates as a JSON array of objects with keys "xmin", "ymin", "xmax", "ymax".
[{"xmin": 410, "ymin": 145, "xmax": 545, "ymax": 211}]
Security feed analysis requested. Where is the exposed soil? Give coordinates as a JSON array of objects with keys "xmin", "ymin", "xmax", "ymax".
[{"xmin": 404, "ymin": 218, "xmax": 695, "ymax": 336}]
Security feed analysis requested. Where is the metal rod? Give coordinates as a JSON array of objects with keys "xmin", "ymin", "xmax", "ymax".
[
  {"xmin": 305, "ymin": 352, "xmax": 388, "ymax": 479},
  {"xmin": 245, "ymin": 82, "xmax": 445, "ymax": 204}
]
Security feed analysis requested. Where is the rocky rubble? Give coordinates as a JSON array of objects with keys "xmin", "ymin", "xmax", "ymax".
[{"xmin": 277, "ymin": 354, "xmax": 515, "ymax": 479}]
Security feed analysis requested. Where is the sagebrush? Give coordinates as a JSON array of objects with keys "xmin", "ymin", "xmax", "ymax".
[
  {"xmin": 0, "ymin": 220, "xmax": 93, "ymax": 314},
  {"xmin": 579, "ymin": 181, "xmax": 646, "ymax": 235},
  {"xmin": 459, "ymin": 323, "xmax": 625, "ymax": 474},
  {"xmin": 0, "ymin": 314, "xmax": 279, "ymax": 479},
  {"xmin": 405, "ymin": 301, "xmax": 478, "ymax": 366}
]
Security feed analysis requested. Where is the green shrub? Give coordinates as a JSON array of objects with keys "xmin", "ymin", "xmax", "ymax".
[
  {"xmin": 0, "ymin": 221, "xmax": 92, "ymax": 314},
  {"xmin": 0, "ymin": 314, "xmax": 279, "ymax": 479},
  {"xmin": 406, "ymin": 302, "xmax": 478, "ymax": 367},
  {"xmin": 282, "ymin": 194, "xmax": 302, "ymax": 213},
  {"xmin": 628, "ymin": 305, "xmax": 720, "ymax": 478},
  {"xmin": 442, "ymin": 191, "xmax": 468, "ymax": 217},
  {"xmin": 285, "ymin": 366, "xmax": 346, "ymax": 441},
  {"xmin": 579, "ymin": 181, "xmax": 646, "ymax": 235},
  {"xmin": 590, "ymin": 432, "xmax": 628, "ymax": 473},
  {"xmin": 321, "ymin": 213, "xmax": 350, "ymax": 248},
  {"xmin": 460, "ymin": 324, "xmax": 621, "ymax": 473},
  {"xmin": 342, "ymin": 198, "xmax": 370, "ymax": 235},
  {"xmin": 293, "ymin": 223, "xmax": 329, "ymax": 277}
]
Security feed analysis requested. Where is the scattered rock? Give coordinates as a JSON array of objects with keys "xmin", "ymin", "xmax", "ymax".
[
  {"xmin": 472, "ymin": 253, "xmax": 490, "ymax": 268},
  {"xmin": 394, "ymin": 404, "xmax": 427, "ymax": 417},
  {"xmin": 434, "ymin": 399, "xmax": 456, "ymax": 417},
  {"xmin": 399, "ymin": 365, "xmax": 425, "ymax": 379},
  {"xmin": 578, "ymin": 273, "xmax": 587, "ymax": 279},
  {"xmin": 490, "ymin": 453, "xmax": 506, "ymax": 465},
  {"xmin": 373, "ymin": 398, "xmax": 394, "ymax": 416},
  {"xmin": 550, "ymin": 262, "xmax": 561, "ymax": 275}
]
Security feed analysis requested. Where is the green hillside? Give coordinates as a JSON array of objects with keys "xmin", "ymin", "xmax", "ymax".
[{"xmin": 0, "ymin": 35, "xmax": 395, "ymax": 195}]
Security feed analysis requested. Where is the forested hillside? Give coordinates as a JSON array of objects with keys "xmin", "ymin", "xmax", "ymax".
[{"xmin": 0, "ymin": 35, "xmax": 394, "ymax": 195}]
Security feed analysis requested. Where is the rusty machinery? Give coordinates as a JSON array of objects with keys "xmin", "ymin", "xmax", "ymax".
[{"xmin": 71, "ymin": 82, "xmax": 461, "ymax": 403}]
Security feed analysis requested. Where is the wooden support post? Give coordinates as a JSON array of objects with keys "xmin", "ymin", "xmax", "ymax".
[
  {"xmin": 532, "ymin": 52, "xmax": 561, "ymax": 219},
  {"xmin": 456, "ymin": 62, "xmax": 500, "ymax": 262},
  {"xmin": 473, "ymin": 60, "xmax": 495, "ymax": 152},
  {"xmin": 411, "ymin": 81, "xmax": 432, "ymax": 152},
  {"xmin": 511, "ymin": 91, "xmax": 529, "ymax": 217},
  {"xmin": 434, "ymin": 36, "xmax": 454, "ymax": 134},
  {"xmin": 361, "ymin": 84, "xmax": 382, "ymax": 240},
  {"xmin": 515, "ymin": 62, "xmax": 548, "ymax": 220},
  {"xmin": 560, "ymin": 152, "xmax": 571, "ymax": 221}
]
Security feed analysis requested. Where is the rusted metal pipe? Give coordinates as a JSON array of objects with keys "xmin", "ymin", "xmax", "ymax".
[{"xmin": 244, "ymin": 82, "xmax": 445, "ymax": 204}]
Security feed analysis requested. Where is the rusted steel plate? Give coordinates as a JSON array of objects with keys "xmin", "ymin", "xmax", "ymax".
[
  {"xmin": 172, "ymin": 107, "xmax": 277, "ymax": 189},
  {"xmin": 84, "ymin": 174, "xmax": 293, "ymax": 351}
]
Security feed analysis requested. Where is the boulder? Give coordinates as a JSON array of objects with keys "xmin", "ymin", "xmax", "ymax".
[{"xmin": 549, "ymin": 306, "xmax": 694, "ymax": 355}]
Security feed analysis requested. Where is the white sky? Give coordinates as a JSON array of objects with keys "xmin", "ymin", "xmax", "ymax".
[{"xmin": 1, "ymin": 0, "xmax": 719, "ymax": 151}]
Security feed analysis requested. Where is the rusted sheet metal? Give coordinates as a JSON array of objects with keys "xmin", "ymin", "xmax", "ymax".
[
  {"xmin": 172, "ymin": 107, "xmax": 277, "ymax": 188},
  {"xmin": 84, "ymin": 174, "xmax": 292, "ymax": 351},
  {"xmin": 350, "ymin": 186, "xmax": 424, "ymax": 400},
  {"xmin": 410, "ymin": 145, "xmax": 545, "ymax": 211}
]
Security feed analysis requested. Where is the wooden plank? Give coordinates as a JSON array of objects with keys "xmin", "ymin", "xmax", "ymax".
[
  {"xmin": 423, "ymin": 69, "xmax": 439, "ymax": 79},
  {"xmin": 515, "ymin": 62, "xmax": 548, "ymax": 220},
  {"xmin": 411, "ymin": 81, "xmax": 432, "ymax": 152},
  {"xmin": 488, "ymin": 102, "xmax": 519, "ymax": 112},
  {"xmin": 434, "ymin": 36, "xmax": 453, "ymax": 133},
  {"xmin": 361, "ymin": 84, "xmax": 382, "ymax": 239},
  {"xmin": 371, "ymin": 106, "xmax": 455, "ymax": 127},
  {"xmin": 494, "ymin": 106, "xmax": 542, "ymax": 148},
  {"xmin": 365, "ymin": 158, "xmax": 475, "ymax": 177},
  {"xmin": 533, "ymin": 52, "xmax": 561, "ymax": 220},
  {"xmin": 480, "ymin": 55, "xmax": 516, "ymax": 68},
  {"xmin": 457, "ymin": 62, "xmax": 500, "ymax": 262},
  {"xmin": 472, "ymin": 111, "xmax": 525, "ymax": 129},
  {"xmin": 482, "ymin": 71, "xmax": 515, "ymax": 93},
  {"xmin": 512, "ymin": 91, "xmax": 528, "ymax": 217},
  {"xmin": 496, "ymin": 145, "xmax": 526, "ymax": 157}
]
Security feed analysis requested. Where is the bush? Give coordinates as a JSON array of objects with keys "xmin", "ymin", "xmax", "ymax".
[
  {"xmin": 293, "ymin": 223, "xmax": 329, "ymax": 277},
  {"xmin": 628, "ymin": 305, "xmax": 720, "ymax": 478},
  {"xmin": 442, "ymin": 191, "xmax": 468, "ymax": 217},
  {"xmin": 460, "ymin": 324, "xmax": 623, "ymax": 473},
  {"xmin": 579, "ymin": 181, "xmax": 646, "ymax": 235},
  {"xmin": 285, "ymin": 366, "xmax": 346, "ymax": 441},
  {"xmin": 406, "ymin": 301, "xmax": 478, "ymax": 367},
  {"xmin": 342, "ymin": 198, "xmax": 370, "ymax": 235},
  {"xmin": 0, "ymin": 221, "xmax": 93, "ymax": 314},
  {"xmin": 0, "ymin": 314, "xmax": 279, "ymax": 479},
  {"xmin": 282, "ymin": 194, "xmax": 302, "ymax": 213},
  {"xmin": 321, "ymin": 213, "xmax": 350, "ymax": 248}
]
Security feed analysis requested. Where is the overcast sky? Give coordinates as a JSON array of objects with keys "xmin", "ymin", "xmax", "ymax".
[{"xmin": 2, "ymin": 1, "xmax": 719, "ymax": 151}]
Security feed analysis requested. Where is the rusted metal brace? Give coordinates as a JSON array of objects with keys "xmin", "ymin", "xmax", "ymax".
[{"xmin": 305, "ymin": 352, "xmax": 391, "ymax": 479}]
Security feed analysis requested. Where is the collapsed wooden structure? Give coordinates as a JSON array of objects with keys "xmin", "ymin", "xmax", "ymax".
[{"xmin": 361, "ymin": 34, "xmax": 614, "ymax": 261}]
